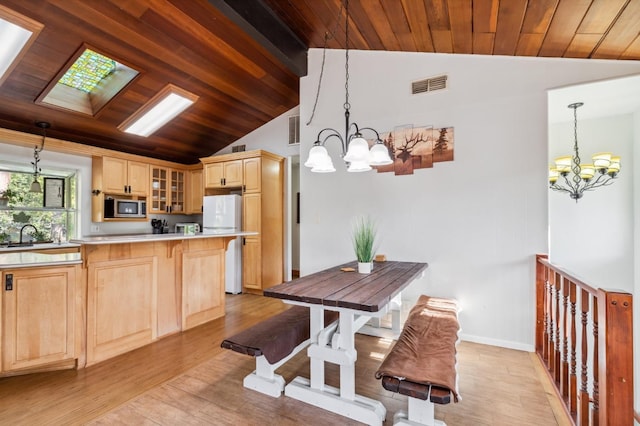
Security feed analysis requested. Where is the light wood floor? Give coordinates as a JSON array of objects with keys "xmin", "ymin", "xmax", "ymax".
[{"xmin": 0, "ymin": 294, "xmax": 570, "ymax": 425}]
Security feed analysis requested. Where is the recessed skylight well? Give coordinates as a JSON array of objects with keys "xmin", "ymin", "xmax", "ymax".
[
  {"xmin": 36, "ymin": 44, "xmax": 139, "ymax": 116},
  {"xmin": 0, "ymin": 5, "xmax": 43, "ymax": 86},
  {"xmin": 119, "ymin": 84, "xmax": 198, "ymax": 137}
]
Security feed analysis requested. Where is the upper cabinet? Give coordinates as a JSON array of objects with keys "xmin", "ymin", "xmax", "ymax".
[
  {"xmin": 150, "ymin": 166, "xmax": 185, "ymax": 214},
  {"xmin": 204, "ymin": 159, "xmax": 242, "ymax": 188},
  {"xmin": 186, "ymin": 168, "xmax": 203, "ymax": 214},
  {"xmin": 100, "ymin": 157, "xmax": 149, "ymax": 196}
]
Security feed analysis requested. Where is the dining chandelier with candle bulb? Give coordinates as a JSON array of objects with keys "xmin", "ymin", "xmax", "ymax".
[
  {"xmin": 303, "ymin": 0, "xmax": 392, "ymax": 173},
  {"xmin": 549, "ymin": 102, "xmax": 620, "ymax": 201}
]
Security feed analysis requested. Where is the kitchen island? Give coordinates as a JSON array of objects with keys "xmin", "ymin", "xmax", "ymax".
[{"xmin": 71, "ymin": 231, "xmax": 255, "ymax": 366}]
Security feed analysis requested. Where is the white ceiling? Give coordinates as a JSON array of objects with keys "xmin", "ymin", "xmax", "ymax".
[{"xmin": 548, "ymin": 73, "xmax": 640, "ymax": 124}]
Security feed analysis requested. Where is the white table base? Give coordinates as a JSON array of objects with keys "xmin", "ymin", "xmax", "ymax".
[
  {"xmin": 286, "ymin": 377, "xmax": 386, "ymax": 425},
  {"xmin": 283, "ymin": 305, "xmax": 388, "ymax": 425}
]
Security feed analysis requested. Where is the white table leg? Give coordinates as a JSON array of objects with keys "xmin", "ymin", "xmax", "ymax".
[
  {"xmin": 309, "ymin": 306, "xmax": 325, "ymax": 391},
  {"xmin": 285, "ymin": 307, "xmax": 386, "ymax": 425}
]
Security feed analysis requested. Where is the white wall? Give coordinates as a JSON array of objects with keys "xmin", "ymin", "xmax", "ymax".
[{"xmin": 299, "ymin": 49, "xmax": 640, "ymax": 350}]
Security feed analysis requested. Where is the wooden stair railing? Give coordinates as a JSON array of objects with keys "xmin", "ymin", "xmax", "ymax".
[{"xmin": 536, "ymin": 255, "xmax": 633, "ymax": 426}]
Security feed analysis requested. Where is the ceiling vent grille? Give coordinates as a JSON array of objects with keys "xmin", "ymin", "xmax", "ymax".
[
  {"xmin": 412, "ymin": 75, "xmax": 448, "ymax": 94},
  {"xmin": 232, "ymin": 144, "xmax": 246, "ymax": 153},
  {"xmin": 288, "ymin": 115, "xmax": 300, "ymax": 145}
]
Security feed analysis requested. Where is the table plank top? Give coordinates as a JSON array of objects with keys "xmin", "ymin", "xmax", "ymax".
[{"xmin": 264, "ymin": 261, "xmax": 428, "ymax": 312}]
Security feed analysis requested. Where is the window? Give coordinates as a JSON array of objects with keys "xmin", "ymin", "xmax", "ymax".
[{"xmin": 0, "ymin": 167, "xmax": 77, "ymax": 243}]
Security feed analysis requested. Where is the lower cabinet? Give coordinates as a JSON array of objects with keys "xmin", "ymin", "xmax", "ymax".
[
  {"xmin": 1, "ymin": 265, "xmax": 80, "ymax": 374},
  {"xmin": 181, "ymin": 240, "xmax": 226, "ymax": 330},
  {"xmin": 86, "ymin": 256, "xmax": 157, "ymax": 366},
  {"xmin": 242, "ymin": 236, "xmax": 261, "ymax": 291}
]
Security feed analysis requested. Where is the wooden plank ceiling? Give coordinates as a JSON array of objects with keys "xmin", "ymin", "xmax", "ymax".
[{"xmin": 0, "ymin": 0, "xmax": 638, "ymax": 164}]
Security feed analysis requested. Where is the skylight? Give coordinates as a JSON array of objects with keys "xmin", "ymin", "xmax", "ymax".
[
  {"xmin": 36, "ymin": 44, "xmax": 139, "ymax": 116},
  {"xmin": 0, "ymin": 5, "xmax": 43, "ymax": 87},
  {"xmin": 58, "ymin": 49, "xmax": 116, "ymax": 93},
  {"xmin": 119, "ymin": 84, "xmax": 198, "ymax": 137}
]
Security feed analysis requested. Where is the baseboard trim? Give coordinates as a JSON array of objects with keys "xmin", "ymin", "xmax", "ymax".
[{"xmin": 460, "ymin": 333, "xmax": 534, "ymax": 352}]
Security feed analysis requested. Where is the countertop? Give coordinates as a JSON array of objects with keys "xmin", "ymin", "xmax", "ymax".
[
  {"xmin": 71, "ymin": 230, "xmax": 258, "ymax": 245},
  {"xmin": 0, "ymin": 242, "xmax": 81, "ymax": 252},
  {"xmin": 0, "ymin": 251, "xmax": 82, "ymax": 269}
]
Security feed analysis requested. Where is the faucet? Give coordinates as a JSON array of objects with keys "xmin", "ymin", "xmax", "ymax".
[{"xmin": 19, "ymin": 224, "xmax": 37, "ymax": 244}]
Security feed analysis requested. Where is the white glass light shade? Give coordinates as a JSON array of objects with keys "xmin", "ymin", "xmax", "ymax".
[
  {"xmin": 311, "ymin": 155, "xmax": 336, "ymax": 173},
  {"xmin": 368, "ymin": 142, "xmax": 393, "ymax": 166},
  {"xmin": 592, "ymin": 152, "xmax": 612, "ymax": 170},
  {"xmin": 548, "ymin": 167, "xmax": 559, "ymax": 184},
  {"xmin": 304, "ymin": 145, "xmax": 330, "ymax": 168},
  {"xmin": 343, "ymin": 137, "xmax": 370, "ymax": 162},
  {"xmin": 579, "ymin": 164, "xmax": 595, "ymax": 180},
  {"xmin": 607, "ymin": 156, "xmax": 621, "ymax": 176},
  {"xmin": 29, "ymin": 179, "xmax": 41, "ymax": 193},
  {"xmin": 347, "ymin": 160, "xmax": 371, "ymax": 172},
  {"xmin": 554, "ymin": 156, "xmax": 572, "ymax": 173}
]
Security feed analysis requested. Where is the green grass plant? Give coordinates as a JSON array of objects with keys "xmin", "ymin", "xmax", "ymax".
[{"xmin": 352, "ymin": 216, "xmax": 377, "ymax": 263}]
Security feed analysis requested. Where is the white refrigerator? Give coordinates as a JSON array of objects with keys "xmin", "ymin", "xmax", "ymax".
[{"xmin": 202, "ymin": 194, "xmax": 242, "ymax": 294}]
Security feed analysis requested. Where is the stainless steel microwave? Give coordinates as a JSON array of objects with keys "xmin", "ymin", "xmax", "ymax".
[{"xmin": 104, "ymin": 198, "xmax": 146, "ymax": 218}]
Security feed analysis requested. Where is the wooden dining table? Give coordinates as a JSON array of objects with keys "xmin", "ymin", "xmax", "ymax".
[{"xmin": 264, "ymin": 260, "xmax": 428, "ymax": 426}]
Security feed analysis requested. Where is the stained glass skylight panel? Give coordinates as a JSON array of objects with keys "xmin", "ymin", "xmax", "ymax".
[{"xmin": 58, "ymin": 49, "xmax": 115, "ymax": 93}]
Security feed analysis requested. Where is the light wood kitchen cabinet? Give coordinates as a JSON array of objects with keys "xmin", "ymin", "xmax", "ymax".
[
  {"xmin": 91, "ymin": 156, "xmax": 149, "ymax": 222},
  {"xmin": 86, "ymin": 256, "xmax": 157, "ymax": 366},
  {"xmin": 181, "ymin": 238, "xmax": 226, "ymax": 330},
  {"xmin": 242, "ymin": 156, "xmax": 261, "ymax": 193},
  {"xmin": 186, "ymin": 168, "xmax": 203, "ymax": 214},
  {"xmin": 204, "ymin": 159, "xmax": 242, "ymax": 188},
  {"xmin": 201, "ymin": 150, "xmax": 284, "ymax": 294},
  {"xmin": 150, "ymin": 166, "xmax": 185, "ymax": 214},
  {"xmin": 99, "ymin": 156, "xmax": 149, "ymax": 196},
  {"xmin": 1, "ymin": 265, "xmax": 80, "ymax": 374}
]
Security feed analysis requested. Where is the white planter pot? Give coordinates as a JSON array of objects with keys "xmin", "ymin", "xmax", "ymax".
[{"xmin": 357, "ymin": 262, "xmax": 373, "ymax": 274}]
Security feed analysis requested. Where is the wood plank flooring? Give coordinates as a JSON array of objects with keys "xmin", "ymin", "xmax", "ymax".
[{"xmin": 0, "ymin": 294, "xmax": 570, "ymax": 425}]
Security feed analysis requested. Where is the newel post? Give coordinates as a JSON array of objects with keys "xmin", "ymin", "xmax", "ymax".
[
  {"xmin": 535, "ymin": 254, "xmax": 548, "ymax": 354},
  {"xmin": 597, "ymin": 290, "xmax": 633, "ymax": 425}
]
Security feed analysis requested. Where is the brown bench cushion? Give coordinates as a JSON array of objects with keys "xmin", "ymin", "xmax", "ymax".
[
  {"xmin": 221, "ymin": 306, "xmax": 338, "ymax": 364},
  {"xmin": 375, "ymin": 295, "xmax": 460, "ymax": 403}
]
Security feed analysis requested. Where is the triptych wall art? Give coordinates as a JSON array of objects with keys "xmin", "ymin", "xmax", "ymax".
[{"xmin": 371, "ymin": 125, "xmax": 454, "ymax": 175}]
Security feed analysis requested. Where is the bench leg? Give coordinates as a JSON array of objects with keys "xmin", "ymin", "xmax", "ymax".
[
  {"xmin": 393, "ymin": 397, "xmax": 446, "ymax": 426},
  {"xmin": 242, "ymin": 355, "xmax": 285, "ymax": 398}
]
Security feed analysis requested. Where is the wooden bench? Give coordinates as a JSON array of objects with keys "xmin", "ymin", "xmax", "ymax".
[
  {"xmin": 221, "ymin": 305, "xmax": 338, "ymax": 397},
  {"xmin": 375, "ymin": 295, "xmax": 460, "ymax": 426}
]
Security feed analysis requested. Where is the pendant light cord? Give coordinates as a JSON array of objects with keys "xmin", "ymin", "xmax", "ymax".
[{"xmin": 306, "ymin": 1, "xmax": 345, "ymax": 126}]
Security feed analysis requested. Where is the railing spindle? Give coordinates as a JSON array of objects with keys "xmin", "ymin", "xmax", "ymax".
[
  {"xmin": 569, "ymin": 280, "xmax": 577, "ymax": 418},
  {"xmin": 561, "ymin": 278, "xmax": 569, "ymax": 399},
  {"xmin": 554, "ymin": 271, "xmax": 561, "ymax": 384},
  {"xmin": 579, "ymin": 288, "xmax": 589, "ymax": 425},
  {"xmin": 591, "ymin": 295, "xmax": 599, "ymax": 426}
]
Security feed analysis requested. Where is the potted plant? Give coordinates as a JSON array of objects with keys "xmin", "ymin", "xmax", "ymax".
[{"xmin": 352, "ymin": 216, "xmax": 377, "ymax": 274}]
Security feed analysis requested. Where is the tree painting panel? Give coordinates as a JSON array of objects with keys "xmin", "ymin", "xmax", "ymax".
[{"xmin": 370, "ymin": 125, "xmax": 454, "ymax": 175}]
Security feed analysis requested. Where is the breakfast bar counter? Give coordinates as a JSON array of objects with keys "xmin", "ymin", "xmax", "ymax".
[{"xmin": 72, "ymin": 231, "xmax": 256, "ymax": 367}]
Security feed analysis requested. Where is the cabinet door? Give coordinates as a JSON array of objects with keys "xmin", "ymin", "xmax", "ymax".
[
  {"xmin": 128, "ymin": 161, "xmax": 149, "ymax": 196},
  {"xmin": 150, "ymin": 167, "xmax": 168, "ymax": 213},
  {"xmin": 182, "ymin": 247, "xmax": 225, "ymax": 330},
  {"xmin": 102, "ymin": 157, "xmax": 128, "ymax": 194},
  {"xmin": 242, "ymin": 193, "xmax": 261, "ymax": 233},
  {"xmin": 242, "ymin": 236, "xmax": 261, "ymax": 290},
  {"xmin": 223, "ymin": 160, "xmax": 243, "ymax": 187},
  {"xmin": 243, "ymin": 157, "xmax": 261, "ymax": 193},
  {"xmin": 86, "ymin": 257, "xmax": 157, "ymax": 366},
  {"xmin": 204, "ymin": 163, "xmax": 224, "ymax": 188},
  {"xmin": 2, "ymin": 266, "xmax": 78, "ymax": 372},
  {"xmin": 187, "ymin": 169, "xmax": 203, "ymax": 214},
  {"xmin": 170, "ymin": 170, "xmax": 185, "ymax": 213}
]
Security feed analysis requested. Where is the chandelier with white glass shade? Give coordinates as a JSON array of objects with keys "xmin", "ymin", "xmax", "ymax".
[
  {"xmin": 549, "ymin": 102, "xmax": 620, "ymax": 201},
  {"xmin": 303, "ymin": 0, "xmax": 392, "ymax": 173}
]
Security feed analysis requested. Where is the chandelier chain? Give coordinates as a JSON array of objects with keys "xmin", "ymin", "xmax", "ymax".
[
  {"xmin": 571, "ymin": 104, "xmax": 581, "ymax": 187},
  {"xmin": 344, "ymin": 0, "xmax": 350, "ymax": 111},
  {"xmin": 305, "ymin": 1, "xmax": 345, "ymax": 126}
]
